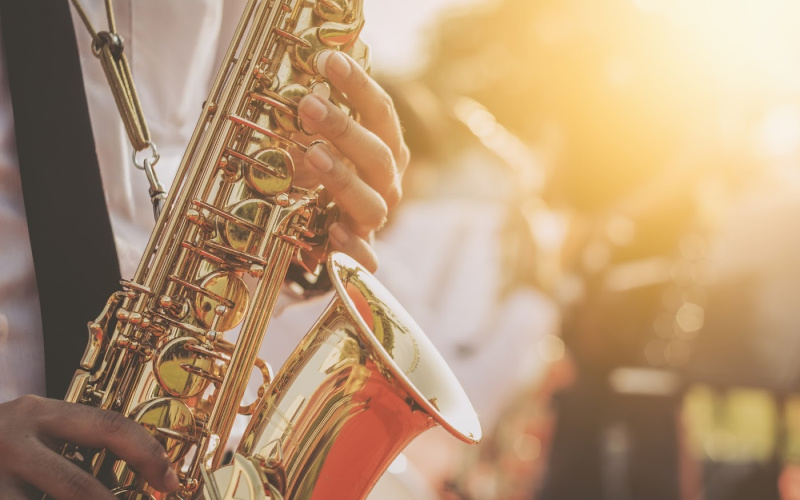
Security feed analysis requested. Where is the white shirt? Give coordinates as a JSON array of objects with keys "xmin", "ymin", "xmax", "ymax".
[
  {"xmin": 0, "ymin": 0, "xmax": 247, "ymax": 403},
  {"xmin": 374, "ymin": 199, "xmax": 559, "ymax": 429}
]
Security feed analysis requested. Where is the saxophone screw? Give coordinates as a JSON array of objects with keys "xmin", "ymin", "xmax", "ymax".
[
  {"xmin": 276, "ymin": 193, "xmax": 291, "ymax": 206},
  {"xmin": 249, "ymin": 264, "xmax": 265, "ymax": 278},
  {"xmin": 183, "ymin": 478, "xmax": 198, "ymax": 493},
  {"xmin": 116, "ymin": 308, "xmax": 130, "ymax": 322},
  {"xmin": 159, "ymin": 295, "xmax": 173, "ymax": 308}
]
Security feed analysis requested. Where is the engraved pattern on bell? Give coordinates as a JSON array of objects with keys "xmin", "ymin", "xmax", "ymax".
[
  {"xmin": 273, "ymin": 84, "xmax": 309, "ymax": 133},
  {"xmin": 131, "ymin": 397, "xmax": 196, "ymax": 463},
  {"xmin": 244, "ymin": 148, "xmax": 293, "ymax": 196},
  {"xmin": 155, "ymin": 337, "xmax": 215, "ymax": 398},
  {"xmin": 222, "ymin": 199, "xmax": 272, "ymax": 253},
  {"xmin": 193, "ymin": 271, "xmax": 250, "ymax": 331},
  {"xmin": 339, "ymin": 263, "xmax": 421, "ymax": 374}
]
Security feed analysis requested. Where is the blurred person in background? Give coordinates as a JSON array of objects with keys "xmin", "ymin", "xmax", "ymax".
[
  {"xmin": 418, "ymin": 0, "xmax": 718, "ymax": 498},
  {"xmin": 407, "ymin": 0, "xmax": 800, "ymax": 499}
]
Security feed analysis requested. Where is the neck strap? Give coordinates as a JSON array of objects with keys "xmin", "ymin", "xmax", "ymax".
[{"xmin": 1, "ymin": 0, "xmax": 122, "ymax": 399}]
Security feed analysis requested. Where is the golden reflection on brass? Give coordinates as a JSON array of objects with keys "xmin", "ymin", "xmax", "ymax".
[
  {"xmin": 291, "ymin": 29, "xmax": 328, "ymax": 74},
  {"xmin": 244, "ymin": 148, "xmax": 293, "ymax": 196},
  {"xmin": 193, "ymin": 271, "xmax": 250, "ymax": 331},
  {"xmin": 131, "ymin": 398, "xmax": 196, "ymax": 463},
  {"xmin": 155, "ymin": 338, "xmax": 215, "ymax": 399},
  {"xmin": 229, "ymin": 253, "xmax": 481, "ymax": 500},
  {"xmin": 223, "ymin": 199, "xmax": 272, "ymax": 253},
  {"xmin": 273, "ymin": 84, "xmax": 309, "ymax": 133},
  {"xmin": 314, "ymin": 0, "xmax": 349, "ymax": 22}
]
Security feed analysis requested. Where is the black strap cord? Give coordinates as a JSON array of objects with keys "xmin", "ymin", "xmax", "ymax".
[{"xmin": 0, "ymin": 0, "xmax": 121, "ymax": 399}]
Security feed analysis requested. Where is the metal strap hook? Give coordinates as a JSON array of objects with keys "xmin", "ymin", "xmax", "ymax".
[{"xmin": 133, "ymin": 143, "xmax": 165, "ymax": 219}]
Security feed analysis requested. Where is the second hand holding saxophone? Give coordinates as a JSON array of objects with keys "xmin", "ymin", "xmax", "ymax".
[{"xmin": 58, "ymin": 0, "xmax": 482, "ymax": 499}]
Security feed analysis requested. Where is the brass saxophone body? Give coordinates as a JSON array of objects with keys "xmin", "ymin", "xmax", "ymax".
[{"xmin": 59, "ymin": 0, "xmax": 481, "ymax": 499}]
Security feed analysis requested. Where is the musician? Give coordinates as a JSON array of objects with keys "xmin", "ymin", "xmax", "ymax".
[{"xmin": 0, "ymin": 1, "xmax": 407, "ymax": 498}]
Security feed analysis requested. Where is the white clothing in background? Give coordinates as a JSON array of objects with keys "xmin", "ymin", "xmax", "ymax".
[{"xmin": 0, "ymin": 0, "xmax": 246, "ymax": 403}]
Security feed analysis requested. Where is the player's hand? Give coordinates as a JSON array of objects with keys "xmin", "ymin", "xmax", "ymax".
[
  {"xmin": 0, "ymin": 395, "xmax": 179, "ymax": 499},
  {"xmin": 297, "ymin": 50, "xmax": 409, "ymax": 272}
]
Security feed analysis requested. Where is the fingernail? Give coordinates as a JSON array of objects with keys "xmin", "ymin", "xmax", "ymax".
[
  {"xmin": 329, "ymin": 222, "xmax": 350, "ymax": 247},
  {"xmin": 306, "ymin": 144, "xmax": 334, "ymax": 172},
  {"xmin": 299, "ymin": 94, "xmax": 328, "ymax": 122},
  {"xmin": 327, "ymin": 51, "xmax": 351, "ymax": 79},
  {"xmin": 164, "ymin": 468, "xmax": 180, "ymax": 491},
  {"xmin": 315, "ymin": 50, "xmax": 333, "ymax": 78},
  {"xmin": 311, "ymin": 81, "xmax": 331, "ymax": 99}
]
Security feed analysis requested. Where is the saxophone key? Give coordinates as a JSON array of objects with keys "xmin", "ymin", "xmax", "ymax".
[
  {"xmin": 221, "ymin": 199, "xmax": 274, "ymax": 252},
  {"xmin": 228, "ymin": 147, "xmax": 293, "ymax": 195},
  {"xmin": 315, "ymin": 0, "xmax": 348, "ymax": 21},
  {"xmin": 156, "ymin": 337, "xmax": 219, "ymax": 398},
  {"xmin": 272, "ymin": 84, "xmax": 309, "ymax": 133},
  {"xmin": 131, "ymin": 397, "xmax": 198, "ymax": 462},
  {"xmin": 191, "ymin": 271, "xmax": 250, "ymax": 331}
]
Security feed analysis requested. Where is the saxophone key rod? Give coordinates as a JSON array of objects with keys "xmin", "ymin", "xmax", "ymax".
[
  {"xmin": 228, "ymin": 114, "xmax": 309, "ymax": 153},
  {"xmin": 203, "ymin": 240, "xmax": 269, "ymax": 267},
  {"xmin": 192, "ymin": 199, "xmax": 267, "ymax": 234},
  {"xmin": 166, "ymin": 275, "xmax": 236, "ymax": 309},
  {"xmin": 224, "ymin": 147, "xmax": 289, "ymax": 178},
  {"xmin": 272, "ymin": 28, "xmax": 313, "ymax": 47},
  {"xmin": 180, "ymin": 241, "xmax": 229, "ymax": 266},
  {"xmin": 248, "ymin": 90, "xmax": 298, "ymax": 117}
]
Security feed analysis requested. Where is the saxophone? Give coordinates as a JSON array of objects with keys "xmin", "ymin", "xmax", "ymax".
[{"xmin": 58, "ymin": 1, "xmax": 481, "ymax": 499}]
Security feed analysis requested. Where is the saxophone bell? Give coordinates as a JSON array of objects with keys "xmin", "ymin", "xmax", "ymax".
[{"xmin": 206, "ymin": 252, "xmax": 481, "ymax": 500}]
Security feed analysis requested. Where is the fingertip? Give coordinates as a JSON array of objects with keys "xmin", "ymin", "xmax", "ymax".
[
  {"xmin": 305, "ymin": 142, "xmax": 334, "ymax": 173},
  {"xmin": 329, "ymin": 223, "xmax": 379, "ymax": 273},
  {"xmin": 315, "ymin": 50, "xmax": 333, "ymax": 78},
  {"xmin": 163, "ymin": 467, "xmax": 180, "ymax": 492},
  {"xmin": 298, "ymin": 93, "xmax": 328, "ymax": 122},
  {"xmin": 329, "ymin": 222, "xmax": 351, "ymax": 247},
  {"xmin": 316, "ymin": 50, "xmax": 351, "ymax": 80}
]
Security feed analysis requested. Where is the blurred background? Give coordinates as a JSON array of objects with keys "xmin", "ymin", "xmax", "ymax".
[{"xmin": 357, "ymin": 0, "xmax": 800, "ymax": 499}]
